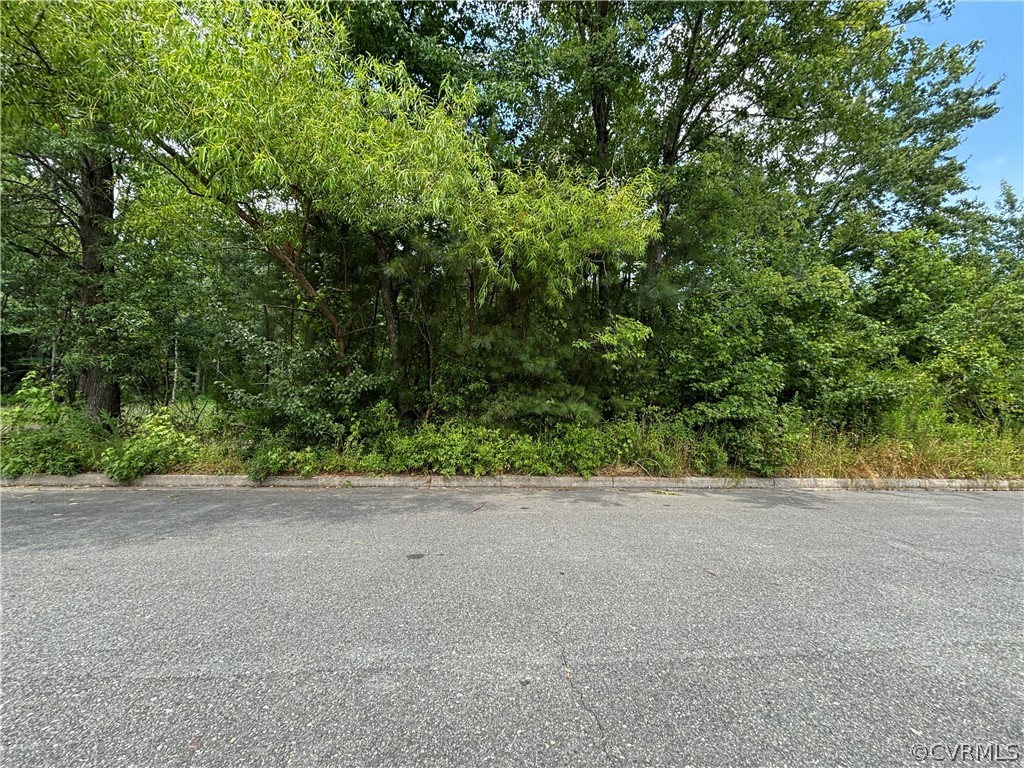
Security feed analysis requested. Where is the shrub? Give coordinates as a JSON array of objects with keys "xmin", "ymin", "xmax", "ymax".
[
  {"xmin": 100, "ymin": 409, "xmax": 198, "ymax": 482},
  {"xmin": 1, "ymin": 373, "xmax": 107, "ymax": 477},
  {"xmin": 289, "ymin": 447, "xmax": 319, "ymax": 479},
  {"xmin": 220, "ymin": 344, "xmax": 388, "ymax": 446},
  {"xmin": 548, "ymin": 422, "xmax": 613, "ymax": 476},
  {"xmin": 243, "ymin": 435, "xmax": 290, "ymax": 482}
]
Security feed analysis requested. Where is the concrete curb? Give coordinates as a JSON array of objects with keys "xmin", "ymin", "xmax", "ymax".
[{"xmin": 2, "ymin": 473, "xmax": 1021, "ymax": 491}]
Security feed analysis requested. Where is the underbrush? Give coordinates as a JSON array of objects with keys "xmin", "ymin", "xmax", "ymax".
[
  {"xmin": 2, "ymin": 376, "xmax": 205, "ymax": 481},
  {"xmin": 0, "ymin": 373, "xmax": 108, "ymax": 476},
  {"xmin": 252, "ymin": 416, "xmax": 1020, "ymax": 481},
  {"xmin": 3, "ymin": 383, "xmax": 1021, "ymax": 481},
  {"xmin": 99, "ymin": 410, "xmax": 200, "ymax": 482}
]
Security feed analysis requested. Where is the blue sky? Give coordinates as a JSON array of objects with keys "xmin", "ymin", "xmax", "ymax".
[{"xmin": 913, "ymin": 1, "xmax": 1023, "ymax": 210}]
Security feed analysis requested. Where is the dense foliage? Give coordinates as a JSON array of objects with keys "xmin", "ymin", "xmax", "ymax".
[{"xmin": 2, "ymin": 0, "xmax": 1021, "ymax": 480}]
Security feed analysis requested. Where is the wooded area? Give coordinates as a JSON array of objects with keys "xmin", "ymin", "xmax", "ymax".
[{"xmin": 2, "ymin": 0, "xmax": 1022, "ymax": 480}]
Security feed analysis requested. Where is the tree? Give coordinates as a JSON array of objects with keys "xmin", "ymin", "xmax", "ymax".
[
  {"xmin": 2, "ymin": 3, "xmax": 127, "ymax": 416},
  {"xmin": 2, "ymin": 0, "xmax": 655, "ymax": 423}
]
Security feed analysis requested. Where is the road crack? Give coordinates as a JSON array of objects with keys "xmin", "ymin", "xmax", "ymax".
[{"xmin": 551, "ymin": 635, "xmax": 613, "ymax": 766}]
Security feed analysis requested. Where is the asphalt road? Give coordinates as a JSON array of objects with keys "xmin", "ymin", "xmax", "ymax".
[{"xmin": 2, "ymin": 488, "xmax": 1022, "ymax": 768}]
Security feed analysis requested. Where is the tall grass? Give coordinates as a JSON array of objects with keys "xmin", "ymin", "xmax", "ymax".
[{"xmin": 786, "ymin": 428, "xmax": 1024, "ymax": 479}]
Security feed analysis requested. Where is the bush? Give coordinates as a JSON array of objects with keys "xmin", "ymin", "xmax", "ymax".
[
  {"xmin": 243, "ymin": 435, "xmax": 290, "ymax": 482},
  {"xmin": 1, "ymin": 419, "xmax": 103, "ymax": 476},
  {"xmin": 220, "ymin": 344, "xmax": 388, "ymax": 446},
  {"xmin": 100, "ymin": 409, "xmax": 198, "ymax": 482},
  {"xmin": 1, "ymin": 373, "xmax": 107, "ymax": 476}
]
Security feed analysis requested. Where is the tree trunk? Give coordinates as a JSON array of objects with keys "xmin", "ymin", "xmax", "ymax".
[
  {"xmin": 371, "ymin": 232, "xmax": 408, "ymax": 413},
  {"xmin": 467, "ymin": 266, "xmax": 479, "ymax": 338},
  {"xmin": 645, "ymin": 196, "xmax": 672, "ymax": 278},
  {"xmin": 79, "ymin": 364, "xmax": 120, "ymax": 420},
  {"xmin": 76, "ymin": 144, "xmax": 121, "ymax": 419},
  {"xmin": 581, "ymin": 0, "xmax": 613, "ymax": 310},
  {"xmin": 170, "ymin": 335, "xmax": 179, "ymax": 404}
]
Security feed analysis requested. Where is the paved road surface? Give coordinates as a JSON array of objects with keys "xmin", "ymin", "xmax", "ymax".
[{"xmin": 2, "ymin": 488, "xmax": 1022, "ymax": 767}]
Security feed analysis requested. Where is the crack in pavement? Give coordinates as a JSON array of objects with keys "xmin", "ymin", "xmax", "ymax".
[
  {"xmin": 545, "ymin": 624, "xmax": 614, "ymax": 767},
  {"xmin": 538, "ymin": 555, "xmax": 614, "ymax": 766}
]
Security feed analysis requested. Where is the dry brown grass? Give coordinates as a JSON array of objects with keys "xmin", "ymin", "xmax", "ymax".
[{"xmin": 784, "ymin": 429, "xmax": 1024, "ymax": 479}]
